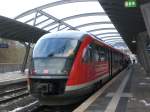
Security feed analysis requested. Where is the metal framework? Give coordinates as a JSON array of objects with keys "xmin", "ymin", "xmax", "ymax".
[
  {"xmin": 15, "ymin": 0, "xmax": 122, "ymax": 45},
  {"xmin": 15, "ymin": 0, "xmax": 98, "ymax": 19}
]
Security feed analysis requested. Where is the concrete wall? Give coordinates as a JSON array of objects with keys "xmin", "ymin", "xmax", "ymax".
[
  {"xmin": 137, "ymin": 32, "xmax": 150, "ymax": 73},
  {"xmin": 0, "ymin": 47, "xmax": 25, "ymax": 63}
]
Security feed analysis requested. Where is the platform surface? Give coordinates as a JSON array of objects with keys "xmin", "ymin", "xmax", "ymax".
[
  {"xmin": 0, "ymin": 70, "xmax": 27, "ymax": 85},
  {"xmin": 74, "ymin": 64, "xmax": 150, "ymax": 112}
]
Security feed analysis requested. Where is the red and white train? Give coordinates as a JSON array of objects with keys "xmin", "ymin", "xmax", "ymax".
[{"xmin": 28, "ymin": 31, "xmax": 130, "ymax": 105}]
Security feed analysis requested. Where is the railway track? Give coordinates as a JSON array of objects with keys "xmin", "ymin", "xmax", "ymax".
[
  {"xmin": 30, "ymin": 104, "xmax": 80, "ymax": 112},
  {"xmin": 0, "ymin": 80, "xmax": 29, "ymax": 105}
]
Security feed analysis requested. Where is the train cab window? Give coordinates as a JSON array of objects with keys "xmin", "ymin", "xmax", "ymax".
[
  {"xmin": 33, "ymin": 38, "xmax": 79, "ymax": 58},
  {"xmin": 82, "ymin": 46, "xmax": 92, "ymax": 63}
]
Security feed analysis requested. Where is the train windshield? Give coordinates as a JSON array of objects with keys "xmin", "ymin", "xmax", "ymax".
[
  {"xmin": 31, "ymin": 38, "xmax": 79, "ymax": 75},
  {"xmin": 33, "ymin": 38, "xmax": 78, "ymax": 58}
]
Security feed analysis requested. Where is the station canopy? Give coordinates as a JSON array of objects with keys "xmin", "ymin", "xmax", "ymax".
[{"xmin": 0, "ymin": 0, "xmax": 129, "ymax": 49}]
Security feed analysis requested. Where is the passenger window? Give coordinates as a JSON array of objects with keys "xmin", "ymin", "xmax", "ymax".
[
  {"xmin": 99, "ymin": 47, "xmax": 105, "ymax": 61},
  {"xmin": 95, "ymin": 50, "xmax": 99, "ymax": 61}
]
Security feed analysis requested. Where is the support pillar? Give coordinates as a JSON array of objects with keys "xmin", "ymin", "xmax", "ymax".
[
  {"xmin": 137, "ymin": 32, "xmax": 150, "ymax": 73},
  {"xmin": 21, "ymin": 42, "xmax": 31, "ymax": 73}
]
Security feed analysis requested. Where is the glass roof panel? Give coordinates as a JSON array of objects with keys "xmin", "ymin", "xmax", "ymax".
[
  {"xmin": 103, "ymin": 36, "xmax": 121, "ymax": 38},
  {"xmin": 36, "ymin": 19, "xmax": 55, "ymax": 28},
  {"xmin": 34, "ymin": 16, "xmax": 49, "ymax": 25},
  {"xmin": 43, "ymin": 1, "xmax": 104, "ymax": 19},
  {"xmin": 79, "ymin": 24, "xmax": 115, "ymax": 31},
  {"xmin": 17, "ymin": 13, "xmax": 36, "ymax": 23},
  {"xmin": 104, "ymin": 39, "xmax": 123, "ymax": 42},
  {"xmin": 43, "ymin": 24, "xmax": 59, "ymax": 31},
  {"xmin": 101, "ymin": 37, "xmax": 122, "ymax": 40},
  {"xmin": 65, "ymin": 16, "xmax": 110, "ymax": 27},
  {"xmin": 98, "ymin": 34, "xmax": 121, "ymax": 37},
  {"xmin": 91, "ymin": 30, "xmax": 118, "ymax": 35}
]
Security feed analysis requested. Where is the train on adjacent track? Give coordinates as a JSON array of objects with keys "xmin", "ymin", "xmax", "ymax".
[{"xmin": 28, "ymin": 31, "xmax": 130, "ymax": 105}]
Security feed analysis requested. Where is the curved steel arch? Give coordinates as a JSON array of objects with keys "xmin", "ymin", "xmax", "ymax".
[
  {"xmin": 39, "ymin": 12, "xmax": 106, "ymax": 30},
  {"xmin": 47, "ymin": 12, "xmax": 107, "ymax": 28},
  {"xmin": 61, "ymin": 12, "xmax": 106, "ymax": 21},
  {"xmin": 101, "ymin": 36, "xmax": 122, "ymax": 40},
  {"xmin": 104, "ymin": 40, "xmax": 124, "ymax": 43},
  {"xmin": 106, "ymin": 42, "xmax": 125, "ymax": 46},
  {"xmin": 15, "ymin": 0, "xmax": 97, "ymax": 19},
  {"xmin": 13, "ymin": 0, "xmax": 127, "ymax": 48},
  {"xmin": 23, "ymin": 12, "xmax": 106, "ymax": 26},
  {"xmin": 99, "ymin": 35, "xmax": 121, "ymax": 39},
  {"xmin": 105, "ymin": 41, "xmax": 124, "ymax": 44},
  {"xmin": 95, "ymin": 32, "xmax": 119, "ymax": 36},
  {"xmin": 104, "ymin": 39, "xmax": 124, "ymax": 43},
  {"xmin": 87, "ymin": 27, "xmax": 115, "ymax": 32},
  {"xmin": 105, "ymin": 40, "xmax": 124, "ymax": 43},
  {"xmin": 38, "ymin": 10, "xmax": 76, "ymax": 30},
  {"xmin": 104, "ymin": 39, "xmax": 123, "ymax": 43},
  {"xmin": 75, "ymin": 21, "xmax": 112, "ymax": 28}
]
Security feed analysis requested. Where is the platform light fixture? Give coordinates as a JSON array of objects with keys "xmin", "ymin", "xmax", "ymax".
[{"xmin": 132, "ymin": 40, "xmax": 136, "ymax": 43}]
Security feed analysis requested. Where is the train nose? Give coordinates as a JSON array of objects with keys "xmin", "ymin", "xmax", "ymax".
[
  {"xmin": 30, "ymin": 79, "xmax": 67, "ymax": 96},
  {"xmin": 37, "ymin": 83, "xmax": 52, "ymax": 94}
]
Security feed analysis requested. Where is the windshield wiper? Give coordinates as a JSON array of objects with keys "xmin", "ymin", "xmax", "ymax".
[{"xmin": 48, "ymin": 53, "xmax": 54, "ymax": 57}]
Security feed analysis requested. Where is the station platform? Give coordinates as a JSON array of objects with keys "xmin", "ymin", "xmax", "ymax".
[
  {"xmin": 74, "ymin": 64, "xmax": 150, "ymax": 112},
  {"xmin": 0, "ymin": 70, "xmax": 27, "ymax": 85}
]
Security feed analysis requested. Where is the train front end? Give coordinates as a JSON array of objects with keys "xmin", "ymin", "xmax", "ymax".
[{"xmin": 28, "ymin": 32, "xmax": 80, "ymax": 105}]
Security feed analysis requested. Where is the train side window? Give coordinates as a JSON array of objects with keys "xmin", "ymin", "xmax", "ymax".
[
  {"xmin": 94, "ymin": 49, "xmax": 99, "ymax": 62},
  {"xmin": 99, "ymin": 47, "xmax": 106, "ymax": 61}
]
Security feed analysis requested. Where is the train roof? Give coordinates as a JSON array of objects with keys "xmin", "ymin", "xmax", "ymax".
[
  {"xmin": 39, "ymin": 30, "xmax": 87, "ymax": 40},
  {"xmin": 90, "ymin": 34, "xmax": 127, "ymax": 56},
  {"xmin": 39, "ymin": 30, "xmax": 128, "ymax": 56}
]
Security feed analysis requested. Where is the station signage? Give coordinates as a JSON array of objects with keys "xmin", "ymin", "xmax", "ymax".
[
  {"xmin": 0, "ymin": 43, "xmax": 9, "ymax": 48},
  {"xmin": 124, "ymin": 0, "xmax": 137, "ymax": 8}
]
